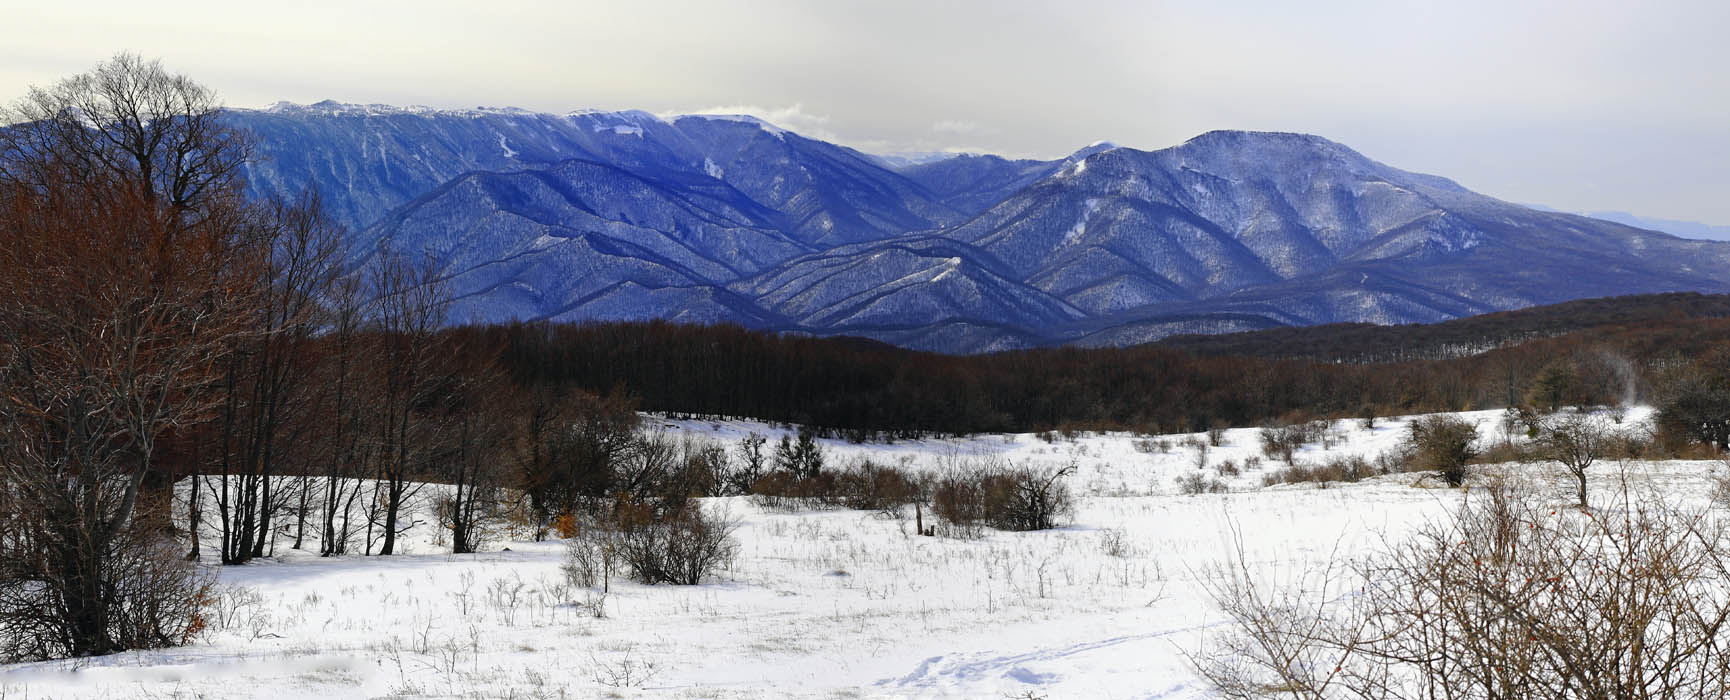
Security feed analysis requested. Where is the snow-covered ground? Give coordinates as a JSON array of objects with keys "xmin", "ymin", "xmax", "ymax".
[{"xmin": 5, "ymin": 408, "xmax": 1721, "ymax": 699}]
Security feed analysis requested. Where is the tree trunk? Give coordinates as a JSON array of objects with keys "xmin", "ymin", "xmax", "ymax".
[{"xmin": 379, "ymin": 479, "xmax": 400, "ymax": 556}]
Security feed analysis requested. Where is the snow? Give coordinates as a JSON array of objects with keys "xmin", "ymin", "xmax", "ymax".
[
  {"xmin": 871, "ymin": 151, "xmax": 970, "ymax": 168},
  {"xmin": 4, "ymin": 407, "xmax": 1701, "ymax": 699},
  {"xmin": 263, "ymin": 101, "xmax": 533, "ymax": 119},
  {"xmin": 595, "ymin": 124, "xmax": 644, "ymax": 137},
  {"xmin": 679, "ymin": 113, "xmax": 789, "ymax": 140},
  {"xmin": 1062, "ymin": 198, "xmax": 1103, "ymax": 247},
  {"xmin": 930, "ymin": 256, "xmax": 963, "ymax": 282},
  {"xmin": 496, "ymin": 134, "xmax": 517, "ymax": 159},
  {"xmin": 704, "ymin": 157, "xmax": 724, "ymax": 179}
]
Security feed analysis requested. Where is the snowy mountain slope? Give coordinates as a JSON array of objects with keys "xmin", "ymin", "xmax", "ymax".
[
  {"xmin": 893, "ymin": 152, "xmax": 1067, "ymax": 215},
  {"xmin": 730, "ymin": 236, "xmax": 1083, "ymax": 338},
  {"xmin": 941, "ymin": 131, "xmax": 1730, "ymax": 345},
  {"xmin": 230, "ymin": 105, "xmax": 1730, "ymax": 352},
  {"xmin": 666, "ymin": 115, "xmax": 964, "ymax": 247}
]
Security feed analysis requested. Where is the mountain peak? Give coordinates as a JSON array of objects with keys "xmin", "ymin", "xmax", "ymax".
[
  {"xmin": 1065, "ymin": 141, "xmax": 1121, "ymax": 161},
  {"xmin": 1183, "ymin": 129, "xmax": 1339, "ymax": 146}
]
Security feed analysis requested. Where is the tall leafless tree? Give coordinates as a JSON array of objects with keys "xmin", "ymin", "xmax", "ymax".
[
  {"xmin": 366, "ymin": 251, "xmax": 450, "ymax": 555},
  {"xmin": 0, "ymin": 54, "xmax": 258, "ymax": 658},
  {"xmin": 204, "ymin": 190, "xmax": 344, "ymax": 564}
]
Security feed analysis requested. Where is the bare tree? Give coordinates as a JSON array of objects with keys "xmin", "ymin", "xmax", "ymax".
[
  {"xmin": 316, "ymin": 272, "xmax": 373, "ymax": 556},
  {"xmin": 729, "ymin": 432, "xmax": 768, "ymax": 494},
  {"xmin": 509, "ymin": 386, "xmax": 572, "ymax": 541},
  {"xmin": 366, "ymin": 251, "xmax": 450, "ymax": 555},
  {"xmin": 1534, "ymin": 412, "xmax": 1610, "ymax": 509},
  {"xmin": 0, "ymin": 52, "xmax": 250, "ymax": 224},
  {"xmin": 438, "ymin": 365, "xmax": 512, "ymax": 554},
  {"xmin": 205, "ymin": 191, "xmax": 344, "ymax": 564},
  {"xmin": 0, "ymin": 55, "xmax": 257, "ymax": 658}
]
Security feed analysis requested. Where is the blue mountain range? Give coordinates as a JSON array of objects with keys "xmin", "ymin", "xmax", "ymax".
[{"xmin": 230, "ymin": 101, "xmax": 1730, "ymax": 352}]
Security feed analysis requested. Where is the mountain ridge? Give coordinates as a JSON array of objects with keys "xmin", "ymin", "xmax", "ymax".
[{"xmin": 227, "ymin": 102, "xmax": 1730, "ymax": 353}]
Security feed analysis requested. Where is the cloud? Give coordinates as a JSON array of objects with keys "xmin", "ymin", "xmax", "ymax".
[{"xmin": 931, "ymin": 119, "xmax": 984, "ymax": 135}]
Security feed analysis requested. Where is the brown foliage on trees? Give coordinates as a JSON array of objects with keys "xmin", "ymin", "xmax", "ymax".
[{"xmin": 0, "ymin": 54, "xmax": 259, "ymax": 659}]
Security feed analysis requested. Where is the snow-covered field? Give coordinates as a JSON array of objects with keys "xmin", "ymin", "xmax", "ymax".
[{"xmin": 5, "ymin": 408, "xmax": 1721, "ymax": 699}]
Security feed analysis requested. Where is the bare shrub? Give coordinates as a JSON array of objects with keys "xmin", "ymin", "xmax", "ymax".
[
  {"xmin": 1373, "ymin": 449, "xmax": 1410, "ymax": 475},
  {"xmin": 1261, "ymin": 455, "xmax": 1376, "ymax": 488},
  {"xmin": 932, "ymin": 464, "xmax": 991, "ymax": 538},
  {"xmin": 1533, "ymin": 411, "xmax": 1610, "ymax": 508},
  {"xmin": 1404, "ymin": 414, "xmax": 1480, "ymax": 486},
  {"xmin": 562, "ymin": 519, "xmax": 617, "ymax": 591},
  {"xmin": 1177, "ymin": 472, "xmax": 1228, "ymax": 495},
  {"xmin": 1715, "ymin": 466, "xmax": 1730, "ymax": 510},
  {"xmin": 932, "ymin": 460, "xmax": 1076, "ymax": 534},
  {"xmin": 983, "ymin": 462, "xmax": 1076, "ymax": 531},
  {"xmin": 833, "ymin": 459, "xmax": 924, "ymax": 515},
  {"xmin": 1259, "ymin": 425, "xmax": 1305, "ymax": 464},
  {"xmin": 1099, "ymin": 527, "xmax": 1132, "ymax": 557},
  {"xmin": 0, "ymin": 530, "xmax": 214, "ymax": 661},
  {"xmin": 748, "ymin": 469, "xmax": 844, "ymax": 512},
  {"xmin": 610, "ymin": 502, "xmax": 737, "ymax": 586},
  {"xmin": 588, "ymin": 645, "xmax": 662, "ymax": 689},
  {"xmin": 1194, "ymin": 474, "xmax": 1730, "ymax": 699}
]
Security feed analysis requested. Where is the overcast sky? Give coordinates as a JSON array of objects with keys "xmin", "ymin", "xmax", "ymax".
[{"xmin": 4, "ymin": 0, "xmax": 1726, "ymax": 223}]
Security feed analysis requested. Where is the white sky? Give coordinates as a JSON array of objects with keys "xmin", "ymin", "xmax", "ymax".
[{"xmin": 4, "ymin": 0, "xmax": 1727, "ymax": 223}]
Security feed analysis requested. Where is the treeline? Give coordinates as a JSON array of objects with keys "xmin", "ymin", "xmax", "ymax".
[
  {"xmin": 1155, "ymin": 292, "xmax": 1730, "ymax": 363},
  {"xmin": 475, "ymin": 313, "xmax": 1730, "ymax": 437}
]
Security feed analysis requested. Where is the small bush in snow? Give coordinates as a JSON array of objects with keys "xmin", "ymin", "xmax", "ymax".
[
  {"xmin": 1262, "ymin": 455, "xmax": 1378, "ymax": 488},
  {"xmin": 932, "ymin": 460, "xmax": 1076, "ymax": 534},
  {"xmin": 1099, "ymin": 528, "xmax": 1133, "ymax": 558},
  {"xmin": 1404, "ymin": 414, "xmax": 1480, "ymax": 487},
  {"xmin": 610, "ymin": 502, "xmax": 738, "ymax": 586},
  {"xmin": 1258, "ymin": 425, "xmax": 1306, "ymax": 464},
  {"xmin": 832, "ymin": 459, "xmax": 924, "ymax": 515},
  {"xmin": 1177, "ymin": 472, "xmax": 1228, "ymax": 495}
]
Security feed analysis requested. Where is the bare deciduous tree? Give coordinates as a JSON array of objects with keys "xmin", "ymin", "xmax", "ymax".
[
  {"xmin": 365, "ymin": 250, "xmax": 450, "ymax": 555},
  {"xmin": 205, "ymin": 191, "xmax": 344, "ymax": 564},
  {"xmin": 1534, "ymin": 411, "xmax": 1610, "ymax": 508},
  {"xmin": 0, "ymin": 54, "xmax": 257, "ymax": 659}
]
